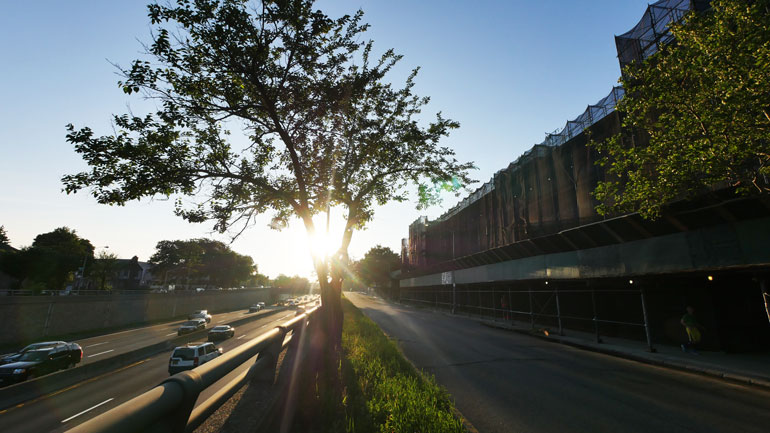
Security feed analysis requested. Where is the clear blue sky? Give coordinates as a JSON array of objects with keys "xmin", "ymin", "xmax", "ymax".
[{"xmin": 0, "ymin": 0, "xmax": 649, "ymax": 279}]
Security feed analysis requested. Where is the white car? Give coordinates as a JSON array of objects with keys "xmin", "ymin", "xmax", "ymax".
[
  {"xmin": 188, "ymin": 310, "xmax": 212, "ymax": 323},
  {"xmin": 177, "ymin": 319, "xmax": 206, "ymax": 335},
  {"xmin": 208, "ymin": 325, "xmax": 235, "ymax": 341},
  {"xmin": 168, "ymin": 342, "xmax": 222, "ymax": 375}
]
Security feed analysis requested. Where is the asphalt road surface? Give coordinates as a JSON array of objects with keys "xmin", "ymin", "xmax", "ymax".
[
  {"xmin": 0, "ymin": 309, "xmax": 299, "ymax": 433},
  {"xmin": 1, "ymin": 309, "xmax": 260, "ymax": 367},
  {"xmin": 347, "ymin": 292, "xmax": 770, "ymax": 433},
  {"xmin": 72, "ymin": 309, "xmax": 261, "ymax": 365}
]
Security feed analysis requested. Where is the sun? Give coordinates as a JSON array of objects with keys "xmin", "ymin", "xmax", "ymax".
[{"xmin": 308, "ymin": 230, "xmax": 338, "ymax": 259}]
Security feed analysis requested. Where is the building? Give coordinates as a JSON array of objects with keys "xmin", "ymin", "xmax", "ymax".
[{"xmin": 400, "ymin": 0, "xmax": 770, "ymax": 352}]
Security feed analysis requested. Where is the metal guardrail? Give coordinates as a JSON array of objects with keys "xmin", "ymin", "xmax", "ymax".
[{"xmin": 67, "ymin": 307, "xmax": 318, "ymax": 433}]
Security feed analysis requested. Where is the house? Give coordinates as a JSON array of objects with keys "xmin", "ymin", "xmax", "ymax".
[{"xmin": 112, "ymin": 256, "xmax": 153, "ymax": 290}]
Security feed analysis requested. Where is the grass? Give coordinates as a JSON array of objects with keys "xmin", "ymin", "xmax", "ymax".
[{"xmin": 294, "ymin": 298, "xmax": 465, "ymax": 433}]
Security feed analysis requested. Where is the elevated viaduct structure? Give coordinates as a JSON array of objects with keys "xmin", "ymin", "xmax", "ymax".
[{"xmin": 399, "ymin": 0, "xmax": 770, "ymax": 352}]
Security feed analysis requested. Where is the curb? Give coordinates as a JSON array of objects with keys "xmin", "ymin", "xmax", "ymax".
[
  {"xmin": 479, "ymin": 320, "xmax": 770, "ymax": 391},
  {"xmin": 0, "ymin": 307, "xmax": 288, "ymax": 410}
]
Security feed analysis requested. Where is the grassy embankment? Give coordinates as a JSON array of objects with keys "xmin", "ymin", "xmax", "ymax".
[{"xmin": 293, "ymin": 298, "xmax": 465, "ymax": 433}]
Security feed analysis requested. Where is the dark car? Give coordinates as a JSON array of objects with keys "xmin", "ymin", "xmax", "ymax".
[
  {"xmin": 0, "ymin": 341, "xmax": 66, "ymax": 365},
  {"xmin": 0, "ymin": 342, "xmax": 82, "ymax": 387},
  {"xmin": 248, "ymin": 304, "xmax": 263, "ymax": 313}
]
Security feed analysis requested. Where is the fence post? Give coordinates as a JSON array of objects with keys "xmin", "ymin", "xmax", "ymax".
[
  {"xmin": 507, "ymin": 287, "xmax": 512, "ymax": 323},
  {"xmin": 640, "ymin": 287, "xmax": 656, "ymax": 352},
  {"xmin": 555, "ymin": 287, "xmax": 563, "ymax": 336},
  {"xmin": 761, "ymin": 279, "xmax": 770, "ymax": 324},
  {"xmin": 492, "ymin": 286, "xmax": 496, "ymax": 321},
  {"xmin": 591, "ymin": 286, "xmax": 602, "ymax": 343},
  {"xmin": 452, "ymin": 282, "xmax": 456, "ymax": 314},
  {"xmin": 528, "ymin": 287, "xmax": 534, "ymax": 329}
]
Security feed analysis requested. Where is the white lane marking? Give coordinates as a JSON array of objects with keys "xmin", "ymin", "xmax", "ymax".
[
  {"xmin": 61, "ymin": 398, "xmax": 115, "ymax": 423},
  {"xmin": 165, "ymin": 332, "xmax": 177, "ymax": 336},
  {"xmin": 84, "ymin": 342, "xmax": 110, "ymax": 348},
  {"xmin": 237, "ymin": 335, "xmax": 246, "ymax": 340},
  {"xmin": 87, "ymin": 349, "xmax": 115, "ymax": 358},
  {"xmin": 217, "ymin": 320, "xmax": 224, "ymax": 324}
]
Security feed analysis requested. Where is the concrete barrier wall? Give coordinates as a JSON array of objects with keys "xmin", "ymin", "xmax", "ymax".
[{"xmin": 0, "ymin": 290, "xmax": 269, "ymax": 346}]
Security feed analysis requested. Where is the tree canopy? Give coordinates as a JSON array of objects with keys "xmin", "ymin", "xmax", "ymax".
[
  {"xmin": 272, "ymin": 274, "xmax": 310, "ymax": 292},
  {"xmin": 0, "ymin": 226, "xmax": 9, "ymax": 246},
  {"xmin": 0, "ymin": 227, "xmax": 94, "ymax": 293},
  {"xmin": 593, "ymin": 0, "xmax": 770, "ymax": 218},
  {"xmin": 88, "ymin": 250, "xmax": 119, "ymax": 290},
  {"xmin": 150, "ymin": 238, "xmax": 255, "ymax": 288},
  {"xmin": 62, "ymin": 0, "xmax": 472, "ymax": 341},
  {"xmin": 354, "ymin": 245, "xmax": 400, "ymax": 289}
]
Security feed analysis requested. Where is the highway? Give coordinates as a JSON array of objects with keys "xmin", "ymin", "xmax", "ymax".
[
  {"xmin": 0, "ymin": 308, "xmax": 301, "ymax": 433},
  {"xmin": 347, "ymin": 293, "xmax": 770, "ymax": 433},
  {"xmin": 0, "ymin": 308, "xmax": 260, "ymax": 367},
  {"xmin": 70, "ymin": 309, "xmax": 257, "ymax": 365}
]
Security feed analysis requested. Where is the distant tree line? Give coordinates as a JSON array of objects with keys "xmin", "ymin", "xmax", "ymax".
[
  {"xmin": 0, "ymin": 226, "xmax": 268, "ymax": 293},
  {"xmin": 0, "ymin": 227, "xmax": 94, "ymax": 294}
]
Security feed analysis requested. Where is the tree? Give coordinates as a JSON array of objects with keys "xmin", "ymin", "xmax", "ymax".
[
  {"xmin": 248, "ymin": 264, "xmax": 270, "ymax": 287},
  {"xmin": 593, "ymin": 0, "xmax": 770, "ymax": 219},
  {"xmin": 63, "ymin": 0, "xmax": 472, "ymax": 345},
  {"xmin": 273, "ymin": 274, "xmax": 310, "ymax": 292},
  {"xmin": 0, "ymin": 226, "xmax": 9, "ymax": 246},
  {"xmin": 88, "ymin": 251, "xmax": 119, "ymax": 290},
  {"xmin": 0, "ymin": 227, "xmax": 95, "ymax": 293},
  {"xmin": 149, "ymin": 238, "xmax": 255, "ymax": 288},
  {"xmin": 355, "ymin": 245, "xmax": 400, "ymax": 294}
]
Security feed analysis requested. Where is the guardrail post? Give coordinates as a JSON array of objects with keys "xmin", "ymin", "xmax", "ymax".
[
  {"xmin": 255, "ymin": 326, "xmax": 287, "ymax": 382},
  {"xmin": 158, "ymin": 370, "xmax": 203, "ymax": 433},
  {"xmin": 640, "ymin": 287, "xmax": 656, "ymax": 352},
  {"xmin": 555, "ymin": 287, "xmax": 564, "ymax": 336}
]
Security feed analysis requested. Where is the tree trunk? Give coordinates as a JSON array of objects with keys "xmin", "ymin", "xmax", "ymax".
[{"xmin": 319, "ymin": 273, "xmax": 343, "ymax": 350}]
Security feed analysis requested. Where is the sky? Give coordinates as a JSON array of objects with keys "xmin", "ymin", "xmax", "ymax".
[{"xmin": 0, "ymin": 0, "xmax": 649, "ymax": 279}]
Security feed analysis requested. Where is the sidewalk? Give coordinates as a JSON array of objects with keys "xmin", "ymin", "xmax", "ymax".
[
  {"xmin": 478, "ymin": 315, "xmax": 770, "ymax": 389},
  {"xmin": 394, "ymin": 300, "xmax": 770, "ymax": 390}
]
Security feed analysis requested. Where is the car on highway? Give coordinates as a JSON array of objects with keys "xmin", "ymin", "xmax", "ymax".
[
  {"xmin": 177, "ymin": 319, "xmax": 206, "ymax": 335},
  {"xmin": 0, "ymin": 341, "xmax": 67, "ymax": 365},
  {"xmin": 295, "ymin": 306, "xmax": 306, "ymax": 316},
  {"xmin": 188, "ymin": 310, "xmax": 212, "ymax": 323},
  {"xmin": 0, "ymin": 342, "xmax": 82, "ymax": 386},
  {"xmin": 168, "ymin": 342, "xmax": 222, "ymax": 375},
  {"xmin": 248, "ymin": 303, "xmax": 263, "ymax": 313},
  {"xmin": 208, "ymin": 325, "xmax": 235, "ymax": 341}
]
